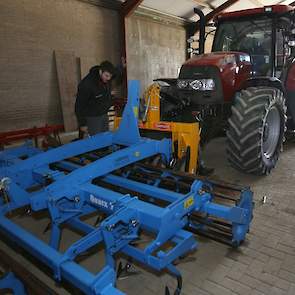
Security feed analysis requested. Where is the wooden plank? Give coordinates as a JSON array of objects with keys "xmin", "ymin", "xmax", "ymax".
[{"xmin": 54, "ymin": 50, "xmax": 79, "ymax": 132}]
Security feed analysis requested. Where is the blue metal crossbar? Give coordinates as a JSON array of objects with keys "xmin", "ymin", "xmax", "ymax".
[
  {"xmin": 0, "ymin": 80, "xmax": 253, "ymax": 295},
  {"xmin": 0, "ymin": 272, "xmax": 27, "ymax": 295}
]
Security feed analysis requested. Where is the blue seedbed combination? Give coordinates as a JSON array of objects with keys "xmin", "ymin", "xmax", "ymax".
[{"xmin": 0, "ymin": 81, "xmax": 253, "ymax": 295}]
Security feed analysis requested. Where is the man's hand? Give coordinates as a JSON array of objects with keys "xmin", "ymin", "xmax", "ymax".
[
  {"xmin": 80, "ymin": 126, "xmax": 88, "ymax": 133},
  {"xmin": 79, "ymin": 126, "xmax": 89, "ymax": 139}
]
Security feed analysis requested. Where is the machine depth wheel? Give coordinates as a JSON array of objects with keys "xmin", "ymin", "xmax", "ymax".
[{"xmin": 227, "ymin": 87, "xmax": 286, "ymax": 175}]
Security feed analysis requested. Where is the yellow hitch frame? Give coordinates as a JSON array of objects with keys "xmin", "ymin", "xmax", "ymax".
[{"xmin": 114, "ymin": 83, "xmax": 200, "ymax": 174}]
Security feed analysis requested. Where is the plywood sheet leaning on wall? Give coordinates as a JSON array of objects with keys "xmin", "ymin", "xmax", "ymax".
[{"xmin": 55, "ymin": 50, "xmax": 79, "ymax": 132}]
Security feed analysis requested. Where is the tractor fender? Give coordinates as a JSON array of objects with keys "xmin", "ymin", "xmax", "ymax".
[{"xmin": 241, "ymin": 77, "xmax": 285, "ymax": 93}]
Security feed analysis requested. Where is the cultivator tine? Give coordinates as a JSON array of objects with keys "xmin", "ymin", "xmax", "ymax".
[
  {"xmin": 175, "ymin": 255, "xmax": 196, "ymax": 265},
  {"xmin": 42, "ymin": 222, "xmax": 51, "ymax": 234},
  {"xmin": 165, "ymin": 272, "xmax": 182, "ymax": 295},
  {"xmin": 117, "ymin": 260, "xmax": 140, "ymax": 280},
  {"xmin": 94, "ymin": 213, "xmax": 106, "ymax": 227}
]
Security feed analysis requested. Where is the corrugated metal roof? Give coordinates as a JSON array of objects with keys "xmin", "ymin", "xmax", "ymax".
[{"xmin": 132, "ymin": 0, "xmax": 295, "ymax": 21}]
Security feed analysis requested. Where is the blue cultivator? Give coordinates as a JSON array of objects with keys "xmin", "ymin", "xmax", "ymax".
[{"xmin": 0, "ymin": 81, "xmax": 253, "ymax": 295}]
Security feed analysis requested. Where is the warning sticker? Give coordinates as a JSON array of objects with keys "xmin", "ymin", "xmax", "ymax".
[
  {"xmin": 153, "ymin": 122, "xmax": 172, "ymax": 131},
  {"xmin": 184, "ymin": 196, "xmax": 194, "ymax": 209}
]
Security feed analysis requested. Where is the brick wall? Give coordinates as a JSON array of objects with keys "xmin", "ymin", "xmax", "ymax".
[
  {"xmin": 0, "ymin": 0, "xmax": 120, "ymax": 131},
  {"xmin": 0, "ymin": 1, "xmax": 187, "ymax": 132}
]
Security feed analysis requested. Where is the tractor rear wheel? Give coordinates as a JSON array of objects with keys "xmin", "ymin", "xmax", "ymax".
[{"xmin": 226, "ymin": 87, "xmax": 286, "ymax": 175}]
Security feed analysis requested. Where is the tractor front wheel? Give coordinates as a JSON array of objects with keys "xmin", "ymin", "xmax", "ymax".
[{"xmin": 227, "ymin": 87, "xmax": 286, "ymax": 175}]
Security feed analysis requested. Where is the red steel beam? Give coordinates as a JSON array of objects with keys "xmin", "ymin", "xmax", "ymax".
[
  {"xmin": 194, "ymin": 0, "xmax": 239, "ymax": 30},
  {"xmin": 120, "ymin": 0, "xmax": 144, "ymax": 95},
  {"xmin": 122, "ymin": 0, "xmax": 144, "ymax": 18},
  {"xmin": 204, "ymin": 0, "xmax": 239, "ymax": 22},
  {"xmin": 0, "ymin": 125, "xmax": 64, "ymax": 145},
  {"xmin": 120, "ymin": 16, "xmax": 128, "ymax": 96}
]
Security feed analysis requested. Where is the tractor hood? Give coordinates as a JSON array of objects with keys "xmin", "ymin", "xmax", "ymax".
[
  {"xmin": 183, "ymin": 51, "xmax": 250, "ymax": 71},
  {"xmin": 180, "ymin": 51, "xmax": 252, "ymax": 102}
]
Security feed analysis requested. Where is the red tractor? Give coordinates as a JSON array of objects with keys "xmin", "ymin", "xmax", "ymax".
[{"xmin": 159, "ymin": 4, "xmax": 295, "ymax": 175}]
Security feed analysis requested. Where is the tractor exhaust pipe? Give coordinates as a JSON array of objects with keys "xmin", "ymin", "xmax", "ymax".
[{"xmin": 194, "ymin": 7, "xmax": 205, "ymax": 55}]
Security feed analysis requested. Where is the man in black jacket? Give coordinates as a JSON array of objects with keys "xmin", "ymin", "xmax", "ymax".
[{"xmin": 75, "ymin": 60, "xmax": 121, "ymax": 137}]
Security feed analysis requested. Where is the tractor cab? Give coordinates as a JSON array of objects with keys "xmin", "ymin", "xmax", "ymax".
[
  {"xmin": 213, "ymin": 17, "xmax": 272, "ymax": 76},
  {"xmin": 212, "ymin": 5, "xmax": 295, "ymax": 79}
]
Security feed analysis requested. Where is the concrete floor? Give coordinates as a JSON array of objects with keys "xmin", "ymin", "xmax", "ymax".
[{"xmin": 1, "ymin": 137, "xmax": 295, "ymax": 295}]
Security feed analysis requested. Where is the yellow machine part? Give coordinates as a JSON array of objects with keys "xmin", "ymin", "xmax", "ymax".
[{"xmin": 114, "ymin": 83, "xmax": 200, "ymax": 174}]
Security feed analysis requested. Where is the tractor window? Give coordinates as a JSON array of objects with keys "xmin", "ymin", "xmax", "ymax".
[{"xmin": 213, "ymin": 18, "xmax": 272, "ymax": 76}]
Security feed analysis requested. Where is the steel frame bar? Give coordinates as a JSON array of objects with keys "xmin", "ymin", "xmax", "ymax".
[
  {"xmin": 0, "ymin": 272, "xmax": 27, "ymax": 295},
  {"xmin": 0, "ymin": 125, "xmax": 63, "ymax": 146}
]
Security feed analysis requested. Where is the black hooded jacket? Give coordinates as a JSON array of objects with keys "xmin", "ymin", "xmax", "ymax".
[{"xmin": 75, "ymin": 66, "xmax": 117, "ymax": 126}]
